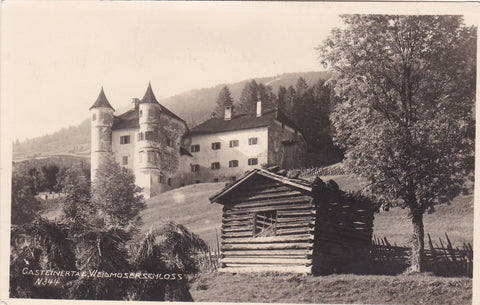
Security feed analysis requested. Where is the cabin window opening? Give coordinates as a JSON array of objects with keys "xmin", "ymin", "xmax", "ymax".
[{"xmin": 253, "ymin": 210, "xmax": 277, "ymax": 237}]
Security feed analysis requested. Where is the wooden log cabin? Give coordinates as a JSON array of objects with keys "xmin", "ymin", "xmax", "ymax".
[{"xmin": 209, "ymin": 168, "xmax": 375, "ymax": 274}]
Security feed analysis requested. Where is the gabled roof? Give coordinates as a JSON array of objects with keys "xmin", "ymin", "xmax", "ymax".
[
  {"xmin": 89, "ymin": 87, "xmax": 115, "ymax": 111},
  {"xmin": 112, "ymin": 108, "xmax": 139, "ymax": 130},
  {"xmin": 209, "ymin": 168, "xmax": 312, "ymax": 203},
  {"xmin": 187, "ymin": 108, "xmax": 303, "ymax": 137}
]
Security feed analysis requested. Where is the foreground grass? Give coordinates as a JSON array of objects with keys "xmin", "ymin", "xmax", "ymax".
[{"xmin": 190, "ymin": 272, "xmax": 472, "ymax": 305}]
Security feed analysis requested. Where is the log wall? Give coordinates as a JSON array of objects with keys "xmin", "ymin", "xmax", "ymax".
[{"xmin": 219, "ymin": 177, "xmax": 315, "ymax": 273}]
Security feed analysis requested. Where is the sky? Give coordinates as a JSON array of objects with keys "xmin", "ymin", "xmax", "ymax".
[{"xmin": 1, "ymin": 1, "xmax": 478, "ymax": 141}]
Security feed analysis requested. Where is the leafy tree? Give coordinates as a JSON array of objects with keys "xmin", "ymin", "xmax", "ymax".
[
  {"xmin": 214, "ymin": 86, "xmax": 234, "ymax": 117},
  {"xmin": 41, "ymin": 165, "xmax": 60, "ymax": 193},
  {"xmin": 91, "ymin": 154, "xmax": 146, "ymax": 231},
  {"xmin": 318, "ymin": 15, "xmax": 475, "ymax": 272},
  {"xmin": 11, "ymin": 170, "xmax": 40, "ymax": 225},
  {"xmin": 57, "ymin": 167, "xmax": 93, "ymax": 221}
]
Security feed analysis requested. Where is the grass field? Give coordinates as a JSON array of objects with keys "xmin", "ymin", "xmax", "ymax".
[
  {"xmin": 189, "ymin": 272, "xmax": 472, "ymax": 304},
  {"xmin": 141, "ymin": 176, "xmax": 474, "ymax": 248}
]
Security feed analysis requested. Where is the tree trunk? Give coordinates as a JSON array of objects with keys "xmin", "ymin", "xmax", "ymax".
[{"xmin": 410, "ymin": 212, "xmax": 425, "ymax": 273}]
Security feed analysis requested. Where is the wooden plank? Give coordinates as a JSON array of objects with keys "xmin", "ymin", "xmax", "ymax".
[
  {"xmin": 222, "ymin": 227, "xmax": 252, "ymax": 233},
  {"xmin": 222, "ymin": 242, "xmax": 312, "ymax": 250},
  {"xmin": 276, "ymin": 227, "xmax": 314, "ymax": 235},
  {"xmin": 221, "ymin": 257, "xmax": 310, "ymax": 265},
  {"xmin": 276, "ymin": 216, "xmax": 314, "ymax": 222},
  {"xmin": 222, "ymin": 249, "xmax": 312, "ymax": 256},
  {"xmin": 222, "ymin": 235, "xmax": 313, "ymax": 244},
  {"xmin": 231, "ymin": 190, "xmax": 305, "ymax": 203},
  {"xmin": 218, "ymin": 265, "xmax": 311, "ymax": 274},
  {"xmin": 225, "ymin": 204, "xmax": 315, "ymax": 214},
  {"xmin": 223, "ymin": 254, "xmax": 308, "ymax": 259},
  {"xmin": 230, "ymin": 196, "xmax": 312, "ymax": 209},
  {"xmin": 277, "ymin": 210, "xmax": 316, "ymax": 216},
  {"xmin": 222, "ymin": 232, "xmax": 254, "ymax": 238},
  {"xmin": 276, "ymin": 222, "xmax": 314, "ymax": 229}
]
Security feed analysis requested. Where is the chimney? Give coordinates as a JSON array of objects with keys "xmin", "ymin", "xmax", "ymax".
[
  {"xmin": 256, "ymin": 100, "xmax": 262, "ymax": 117},
  {"xmin": 132, "ymin": 98, "xmax": 140, "ymax": 109},
  {"xmin": 225, "ymin": 106, "xmax": 232, "ymax": 121}
]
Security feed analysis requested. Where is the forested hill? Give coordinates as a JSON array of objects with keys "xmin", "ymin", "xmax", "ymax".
[
  {"xmin": 13, "ymin": 71, "xmax": 329, "ymax": 161},
  {"xmin": 163, "ymin": 71, "xmax": 330, "ymax": 126}
]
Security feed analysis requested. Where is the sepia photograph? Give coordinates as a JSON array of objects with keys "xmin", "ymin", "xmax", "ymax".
[{"xmin": 0, "ymin": 1, "xmax": 477, "ymax": 304}]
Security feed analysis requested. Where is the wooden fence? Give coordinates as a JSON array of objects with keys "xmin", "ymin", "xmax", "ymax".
[{"xmin": 371, "ymin": 233, "xmax": 473, "ymax": 277}]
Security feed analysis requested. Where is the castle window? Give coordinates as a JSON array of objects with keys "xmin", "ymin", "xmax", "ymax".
[
  {"xmin": 229, "ymin": 160, "xmax": 238, "ymax": 168},
  {"xmin": 120, "ymin": 135, "xmax": 130, "ymax": 145},
  {"xmin": 147, "ymin": 151, "xmax": 156, "ymax": 163},
  {"xmin": 229, "ymin": 140, "xmax": 239, "ymax": 147},
  {"xmin": 92, "ymin": 113, "xmax": 96, "ymax": 121},
  {"xmin": 211, "ymin": 162, "xmax": 220, "ymax": 170},
  {"xmin": 248, "ymin": 158, "xmax": 258, "ymax": 166},
  {"xmin": 139, "ymin": 110, "xmax": 143, "ymax": 118},
  {"xmin": 213, "ymin": 178, "xmax": 219, "ymax": 182},
  {"xmin": 248, "ymin": 137, "xmax": 258, "ymax": 145},
  {"xmin": 145, "ymin": 131, "xmax": 155, "ymax": 141},
  {"xmin": 158, "ymin": 175, "xmax": 164, "ymax": 184},
  {"xmin": 211, "ymin": 142, "xmax": 221, "ymax": 150},
  {"xmin": 137, "ymin": 132, "xmax": 144, "ymax": 141},
  {"xmin": 122, "ymin": 156, "xmax": 128, "ymax": 165},
  {"xmin": 166, "ymin": 136, "xmax": 173, "ymax": 147},
  {"xmin": 167, "ymin": 178, "xmax": 171, "ymax": 186},
  {"xmin": 191, "ymin": 164, "xmax": 200, "ymax": 172},
  {"xmin": 190, "ymin": 144, "xmax": 200, "ymax": 153}
]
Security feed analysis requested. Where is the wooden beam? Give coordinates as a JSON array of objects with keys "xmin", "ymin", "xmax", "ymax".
[
  {"xmin": 222, "ymin": 235, "xmax": 313, "ymax": 244},
  {"xmin": 222, "ymin": 242, "xmax": 312, "ymax": 250},
  {"xmin": 220, "ymin": 257, "xmax": 311, "ymax": 265}
]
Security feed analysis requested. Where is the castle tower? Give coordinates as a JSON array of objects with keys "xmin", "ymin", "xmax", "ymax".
[
  {"xmin": 136, "ymin": 83, "xmax": 162, "ymax": 196},
  {"xmin": 89, "ymin": 87, "xmax": 115, "ymax": 180}
]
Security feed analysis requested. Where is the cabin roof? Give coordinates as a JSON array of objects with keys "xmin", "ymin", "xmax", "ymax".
[{"xmin": 209, "ymin": 168, "xmax": 312, "ymax": 203}]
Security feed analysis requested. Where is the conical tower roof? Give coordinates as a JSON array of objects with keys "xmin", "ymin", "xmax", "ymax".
[
  {"xmin": 140, "ymin": 82, "xmax": 159, "ymax": 104},
  {"xmin": 89, "ymin": 87, "xmax": 115, "ymax": 111}
]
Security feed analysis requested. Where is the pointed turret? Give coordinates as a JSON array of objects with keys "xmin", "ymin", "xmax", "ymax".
[
  {"xmin": 89, "ymin": 87, "xmax": 115, "ymax": 111},
  {"xmin": 140, "ymin": 82, "xmax": 159, "ymax": 104}
]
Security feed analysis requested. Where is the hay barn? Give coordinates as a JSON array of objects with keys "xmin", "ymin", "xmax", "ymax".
[{"xmin": 210, "ymin": 168, "xmax": 375, "ymax": 274}]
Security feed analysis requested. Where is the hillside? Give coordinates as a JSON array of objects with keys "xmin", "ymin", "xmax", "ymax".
[
  {"xmin": 12, "ymin": 71, "xmax": 329, "ymax": 161},
  {"xmin": 140, "ymin": 175, "xmax": 474, "ymax": 249}
]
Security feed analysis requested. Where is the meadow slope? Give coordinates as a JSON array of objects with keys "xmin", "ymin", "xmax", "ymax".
[{"xmin": 141, "ymin": 176, "xmax": 474, "ymax": 248}]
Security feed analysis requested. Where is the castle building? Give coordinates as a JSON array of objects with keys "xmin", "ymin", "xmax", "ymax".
[
  {"xmin": 89, "ymin": 84, "xmax": 188, "ymax": 198},
  {"xmin": 180, "ymin": 101, "xmax": 306, "ymax": 184},
  {"xmin": 90, "ymin": 85, "xmax": 306, "ymax": 198}
]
